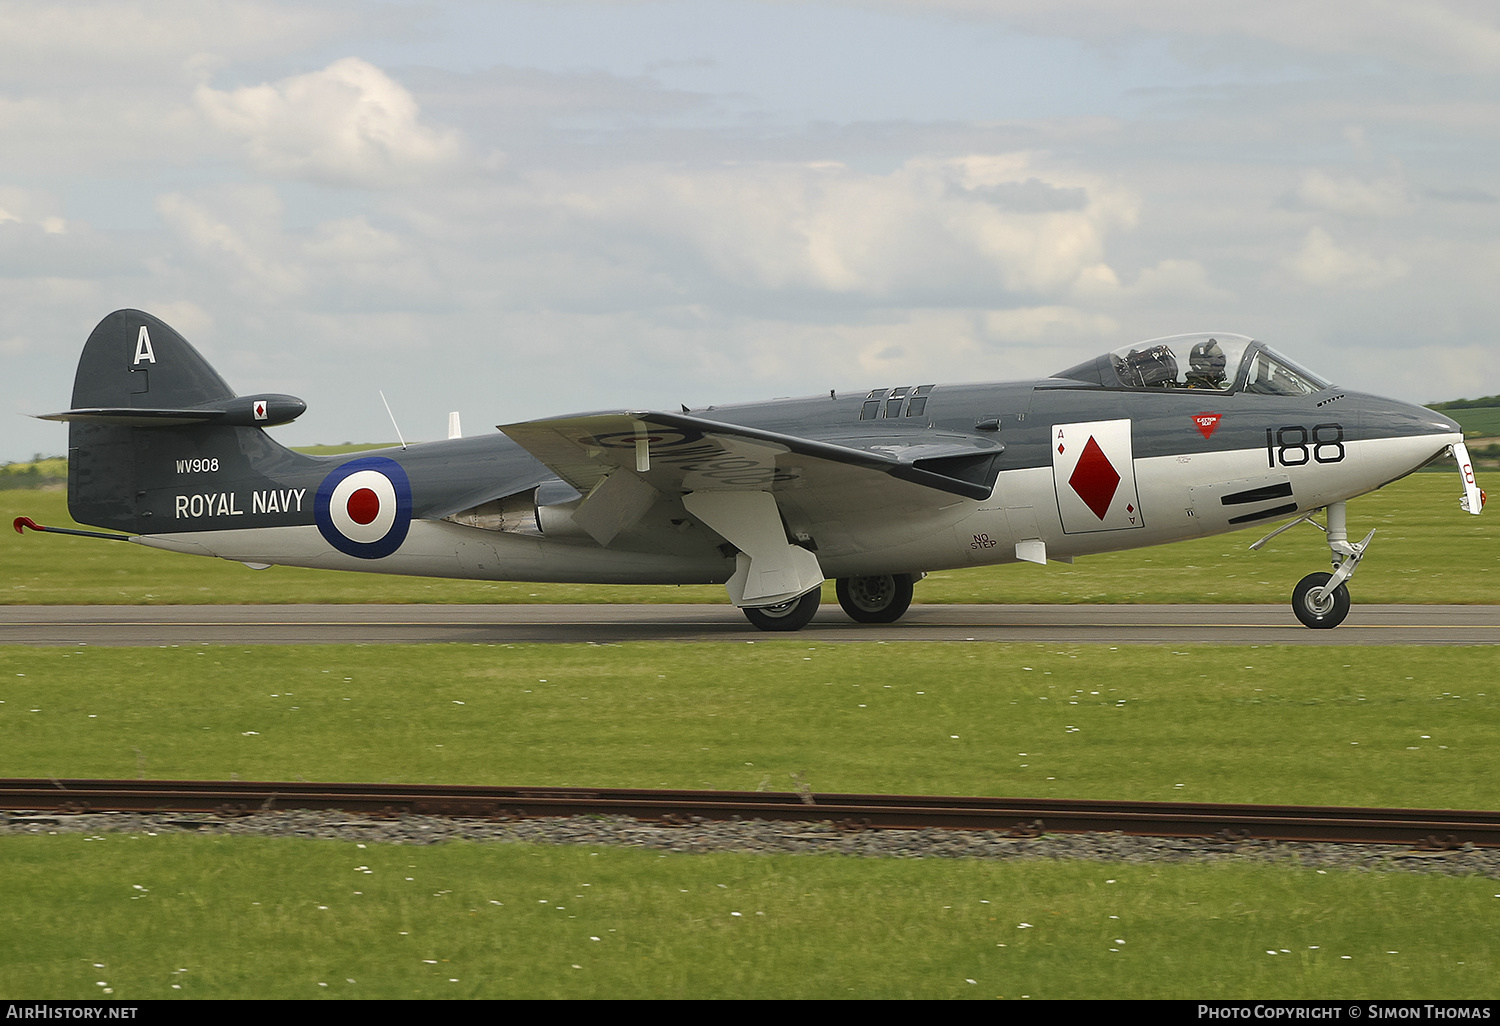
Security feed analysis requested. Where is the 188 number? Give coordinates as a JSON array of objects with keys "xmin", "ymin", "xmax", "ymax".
[{"xmin": 1266, "ymin": 423, "xmax": 1344, "ymax": 467}]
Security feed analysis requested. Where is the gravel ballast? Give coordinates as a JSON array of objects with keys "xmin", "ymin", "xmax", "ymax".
[{"xmin": 5, "ymin": 809, "xmax": 1499, "ymax": 878}]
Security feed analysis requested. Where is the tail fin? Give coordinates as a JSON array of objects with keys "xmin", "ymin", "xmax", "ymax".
[
  {"xmin": 41, "ymin": 310, "xmax": 311, "ymax": 533},
  {"xmin": 71, "ymin": 309, "xmax": 236, "ymax": 412}
]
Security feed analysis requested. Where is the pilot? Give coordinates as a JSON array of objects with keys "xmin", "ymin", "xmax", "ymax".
[{"xmin": 1186, "ymin": 338, "xmax": 1227, "ymax": 389}]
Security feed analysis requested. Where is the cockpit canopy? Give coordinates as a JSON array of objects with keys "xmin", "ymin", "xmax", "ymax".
[{"xmin": 1054, "ymin": 333, "xmax": 1332, "ymax": 396}]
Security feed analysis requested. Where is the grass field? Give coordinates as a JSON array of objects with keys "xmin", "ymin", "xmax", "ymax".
[
  {"xmin": 3, "ymin": 640, "xmax": 1499, "ymax": 999},
  {"xmin": 5, "ymin": 833, "xmax": 1496, "ymax": 1000},
  {"xmin": 4, "ymin": 643, "xmax": 1495, "ymax": 811},
  {"xmin": 5, "ymin": 471, "xmax": 1495, "ymax": 605}
]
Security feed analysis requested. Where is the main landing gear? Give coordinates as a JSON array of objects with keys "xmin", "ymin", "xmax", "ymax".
[
  {"xmin": 739, "ymin": 573, "xmax": 921, "ymax": 631},
  {"xmin": 741, "ymin": 589, "xmax": 821, "ymax": 632},
  {"xmin": 835, "ymin": 574, "xmax": 915, "ymax": 623},
  {"xmin": 1255, "ymin": 501, "xmax": 1374, "ymax": 629}
]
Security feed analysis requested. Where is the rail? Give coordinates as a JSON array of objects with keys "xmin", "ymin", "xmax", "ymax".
[{"xmin": 3, "ymin": 779, "xmax": 1498, "ymax": 849}]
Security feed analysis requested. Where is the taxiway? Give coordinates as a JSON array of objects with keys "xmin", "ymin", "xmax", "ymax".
[{"xmin": 2, "ymin": 603, "xmax": 1496, "ymax": 646}]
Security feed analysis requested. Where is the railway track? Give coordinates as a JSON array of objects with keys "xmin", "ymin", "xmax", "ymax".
[{"xmin": 3, "ymin": 778, "xmax": 1498, "ymax": 849}]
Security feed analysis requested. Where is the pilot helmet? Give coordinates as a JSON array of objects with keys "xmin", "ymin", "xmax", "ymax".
[{"xmin": 1189, "ymin": 338, "xmax": 1226, "ymax": 382}]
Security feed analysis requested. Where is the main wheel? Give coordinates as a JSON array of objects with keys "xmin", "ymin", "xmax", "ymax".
[
  {"xmin": 1292, "ymin": 572, "xmax": 1350, "ymax": 629},
  {"xmin": 836, "ymin": 574, "xmax": 915, "ymax": 624},
  {"xmin": 742, "ymin": 589, "xmax": 821, "ymax": 632}
]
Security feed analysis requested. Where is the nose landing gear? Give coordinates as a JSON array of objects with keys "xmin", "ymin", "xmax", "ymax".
[
  {"xmin": 1294, "ymin": 501, "xmax": 1375, "ymax": 629},
  {"xmin": 1254, "ymin": 501, "xmax": 1374, "ymax": 629}
]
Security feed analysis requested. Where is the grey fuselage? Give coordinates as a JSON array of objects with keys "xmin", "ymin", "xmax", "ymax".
[{"xmin": 113, "ymin": 366, "xmax": 1461, "ymax": 587}]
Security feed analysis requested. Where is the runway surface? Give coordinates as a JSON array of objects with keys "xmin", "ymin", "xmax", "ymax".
[{"xmin": 2, "ymin": 603, "xmax": 1497, "ymax": 646}]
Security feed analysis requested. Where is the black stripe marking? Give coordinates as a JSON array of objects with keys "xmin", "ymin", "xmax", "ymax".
[
  {"xmin": 1222, "ymin": 482, "xmax": 1294, "ymax": 506},
  {"xmin": 1228, "ymin": 502, "xmax": 1299, "ymax": 525}
]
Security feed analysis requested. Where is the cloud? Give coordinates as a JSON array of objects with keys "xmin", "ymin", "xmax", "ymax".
[
  {"xmin": 155, "ymin": 184, "xmax": 445, "ymax": 312},
  {"xmin": 156, "ymin": 187, "xmax": 305, "ymax": 297},
  {"xmin": 1283, "ymin": 227, "xmax": 1410, "ymax": 289},
  {"xmin": 845, "ymin": 1, "xmax": 1500, "ymax": 72},
  {"xmin": 531, "ymin": 153, "xmax": 1137, "ymax": 307},
  {"xmin": 1293, "ymin": 169, "xmax": 1413, "ymax": 218},
  {"xmin": 1081, "ymin": 258, "xmax": 1232, "ymax": 305},
  {"xmin": 1424, "ymin": 186, "xmax": 1499, "ymax": 205},
  {"xmin": 0, "ymin": 1, "xmax": 356, "ymax": 87},
  {"xmin": 603, "ymin": 307, "xmax": 1100, "ymax": 394},
  {"xmin": 196, "ymin": 58, "xmax": 466, "ymax": 188},
  {"xmin": 0, "ymin": 3, "xmax": 391, "ymax": 177},
  {"xmin": 145, "ymin": 300, "xmax": 216, "ymax": 344},
  {"xmin": 983, "ymin": 305, "xmax": 1120, "ymax": 343},
  {"xmin": 405, "ymin": 63, "xmax": 713, "ymax": 133},
  {"xmin": 0, "ymin": 187, "xmax": 65, "ymax": 233}
]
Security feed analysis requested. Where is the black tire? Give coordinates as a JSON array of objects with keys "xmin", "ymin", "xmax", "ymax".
[
  {"xmin": 1292, "ymin": 572, "xmax": 1350, "ymax": 629},
  {"xmin": 742, "ymin": 589, "xmax": 821, "ymax": 632},
  {"xmin": 836, "ymin": 574, "xmax": 915, "ymax": 624}
]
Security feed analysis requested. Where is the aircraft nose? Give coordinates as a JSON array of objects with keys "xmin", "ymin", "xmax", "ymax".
[
  {"xmin": 1355, "ymin": 393, "xmax": 1462, "ymax": 439},
  {"xmin": 1341, "ymin": 393, "xmax": 1463, "ymax": 483},
  {"xmin": 1413, "ymin": 403, "xmax": 1462, "ymax": 437}
]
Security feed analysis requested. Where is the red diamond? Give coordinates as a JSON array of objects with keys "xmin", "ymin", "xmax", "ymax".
[
  {"xmin": 1068, "ymin": 436, "xmax": 1120, "ymax": 521},
  {"xmin": 1057, "ymin": 443, "xmax": 1065, "ymax": 454}
]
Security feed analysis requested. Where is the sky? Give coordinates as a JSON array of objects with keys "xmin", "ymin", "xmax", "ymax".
[{"xmin": 5, "ymin": 0, "xmax": 1500, "ymax": 461}]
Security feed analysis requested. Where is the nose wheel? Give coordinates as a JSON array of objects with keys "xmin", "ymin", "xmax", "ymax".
[{"xmin": 1292, "ymin": 572, "xmax": 1351, "ymax": 629}]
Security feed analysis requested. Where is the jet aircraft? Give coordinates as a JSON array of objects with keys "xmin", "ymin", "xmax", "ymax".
[{"xmin": 20, "ymin": 310, "xmax": 1484, "ymax": 631}]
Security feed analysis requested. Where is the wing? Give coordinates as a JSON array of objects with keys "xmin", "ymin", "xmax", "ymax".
[
  {"xmin": 498, "ymin": 410, "xmax": 1004, "ymax": 604},
  {"xmin": 498, "ymin": 410, "xmax": 1003, "ymax": 504}
]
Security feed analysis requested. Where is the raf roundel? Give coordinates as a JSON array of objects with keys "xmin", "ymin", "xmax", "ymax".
[{"xmin": 315, "ymin": 456, "xmax": 412, "ymax": 559}]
